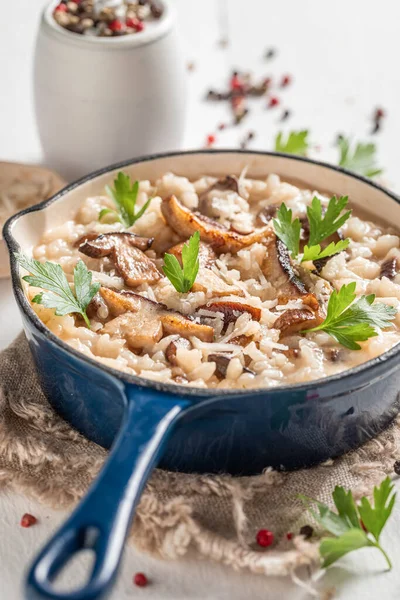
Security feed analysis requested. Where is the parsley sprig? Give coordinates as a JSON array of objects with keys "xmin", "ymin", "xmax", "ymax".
[
  {"xmin": 275, "ymin": 130, "xmax": 309, "ymax": 156},
  {"xmin": 162, "ymin": 231, "xmax": 200, "ymax": 293},
  {"xmin": 273, "ymin": 196, "xmax": 351, "ymax": 262},
  {"xmin": 303, "ymin": 282, "xmax": 396, "ymax": 349},
  {"xmin": 338, "ymin": 137, "xmax": 383, "ymax": 178},
  {"xmin": 15, "ymin": 253, "xmax": 99, "ymax": 328},
  {"xmin": 100, "ymin": 172, "xmax": 152, "ymax": 227},
  {"xmin": 300, "ymin": 477, "xmax": 396, "ymax": 570}
]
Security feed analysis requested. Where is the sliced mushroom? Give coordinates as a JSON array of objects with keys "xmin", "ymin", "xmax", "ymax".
[
  {"xmin": 161, "ymin": 194, "xmax": 270, "ymax": 254},
  {"xmin": 198, "ymin": 300, "xmax": 261, "ymax": 325},
  {"xmin": 166, "ymin": 241, "xmax": 217, "ymax": 268},
  {"xmin": 165, "ymin": 337, "xmax": 191, "ymax": 365},
  {"xmin": 191, "ymin": 268, "xmax": 244, "ymax": 297},
  {"xmin": 273, "ymin": 308, "xmax": 323, "ymax": 336},
  {"xmin": 198, "ymin": 175, "xmax": 242, "ymax": 215},
  {"xmin": 100, "ymin": 287, "xmax": 214, "ymax": 348},
  {"xmin": 229, "ymin": 334, "xmax": 252, "ymax": 347},
  {"xmin": 160, "ymin": 313, "xmax": 214, "ymax": 342},
  {"xmin": 79, "ymin": 232, "xmax": 161, "ymax": 287},
  {"xmin": 256, "ymin": 205, "xmax": 277, "ymax": 226},
  {"xmin": 380, "ymin": 257, "xmax": 398, "ymax": 280},
  {"xmin": 207, "ymin": 353, "xmax": 255, "ymax": 379},
  {"xmin": 262, "ymin": 234, "xmax": 319, "ymax": 310}
]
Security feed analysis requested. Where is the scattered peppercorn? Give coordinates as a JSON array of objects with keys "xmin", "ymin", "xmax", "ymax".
[
  {"xmin": 299, "ymin": 525, "xmax": 313, "ymax": 539},
  {"xmin": 256, "ymin": 528, "xmax": 274, "ymax": 547},
  {"xmin": 21, "ymin": 513, "xmax": 38, "ymax": 528},
  {"xmin": 267, "ymin": 96, "xmax": 280, "ymax": 108},
  {"xmin": 133, "ymin": 572, "xmax": 148, "ymax": 587},
  {"xmin": 280, "ymin": 109, "xmax": 291, "ymax": 121},
  {"xmin": 187, "ymin": 62, "xmax": 196, "ymax": 72},
  {"xmin": 265, "ymin": 48, "xmax": 276, "ymax": 60},
  {"xmin": 218, "ymin": 123, "xmax": 226, "ymax": 131},
  {"xmin": 206, "ymin": 134, "xmax": 216, "ymax": 147},
  {"xmin": 281, "ymin": 74, "xmax": 292, "ymax": 87},
  {"xmin": 371, "ymin": 106, "xmax": 386, "ymax": 135},
  {"xmin": 286, "ymin": 532, "xmax": 293, "ymax": 540},
  {"xmin": 394, "ymin": 460, "xmax": 400, "ymax": 475}
]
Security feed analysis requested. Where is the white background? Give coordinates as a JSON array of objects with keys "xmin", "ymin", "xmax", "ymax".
[{"xmin": 1, "ymin": 1, "xmax": 400, "ymax": 598}]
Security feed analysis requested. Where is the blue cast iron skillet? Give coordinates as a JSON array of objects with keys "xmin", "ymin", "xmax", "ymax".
[{"xmin": 4, "ymin": 150, "xmax": 400, "ymax": 600}]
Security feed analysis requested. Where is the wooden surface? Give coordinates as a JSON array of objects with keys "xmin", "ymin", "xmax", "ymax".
[{"xmin": 1, "ymin": 1, "xmax": 400, "ymax": 598}]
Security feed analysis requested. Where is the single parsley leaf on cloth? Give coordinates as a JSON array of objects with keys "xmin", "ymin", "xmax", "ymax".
[
  {"xmin": 303, "ymin": 282, "xmax": 396, "ymax": 349},
  {"xmin": 307, "ymin": 195, "xmax": 351, "ymax": 246},
  {"xmin": 302, "ymin": 239, "xmax": 349, "ymax": 263},
  {"xmin": 104, "ymin": 171, "xmax": 152, "ymax": 227},
  {"xmin": 162, "ymin": 231, "xmax": 200, "ymax": 293},
  {"xmin": 15, "ymin": 253, "xmax": 99, "ymax": 328},
  {"xmin": 273, "ymin": 203, "xmax": 301, "ymax": 257},
  {"xmin": 338, "ymin": 137, "xmax": 383, "ymax": 178},
  {"xmin": 275, "ymin": 130, "xmax": 309, "ymax": 156},
  {"xmin": 301, "ymin": 477, "xmax": 395, "ymax": 570}
]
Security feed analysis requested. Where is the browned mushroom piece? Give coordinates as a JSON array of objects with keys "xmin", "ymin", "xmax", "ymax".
[
  {"xmin": 99, "ymin": 287, "xmax": 214, "ymax": 349},
  {"xmin": 78, "ymin": 232, "xmax": 161, "ymax": 287},
  {"xmin": 256, "ymin": 205, "xmax": 277, "ymax": 226},
  {"xmin": 229, "ymin": 334, "xmax": 252, "ymax": 347},
  {"xmin": 160, "ymin": 313, "xmax": 214, "ymax": 342},
  {"xmin": 198, "ymin": 175, "xmax": 242, "ymax": 215},
  {"xmin": 380, "ymin": 257, "xmax": 398, "ymax": 280},
  {"xmin": 165, "ymin": 337, "xmax": 192, "ymax": 365},
  {"xmin": 161, "ymin": 194, "xmax": 271, "ymax": 254},
  {"xmin": 273, "ymin": 308, "xmax": 323, "ymax": 337},
  {"xmin": 166, "ymin": 240, "xmax": 217, "ymax": 268},
  {"xmin": 198, "ymin": 300, "xmax": 261, "ymax": 326},
  {"xmin": 207, "ymin": 353, "xmax": 255, "ymax": 379},
  {"xmin": 262, "ymin": 234, "xmax": 319, "ymax": 310}
]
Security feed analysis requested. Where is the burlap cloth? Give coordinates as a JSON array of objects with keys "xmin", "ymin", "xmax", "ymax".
[{"xmin": 1, "ymin": 334, "xmax": 399, "ymax": 587}]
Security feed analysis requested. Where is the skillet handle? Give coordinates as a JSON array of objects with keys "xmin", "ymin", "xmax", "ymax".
[{"xmin": 26, "ymin": 388, "xmax": 189, "ymax": 600}]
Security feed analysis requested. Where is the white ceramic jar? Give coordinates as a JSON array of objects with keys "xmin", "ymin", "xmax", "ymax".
[{"xmin": 34, "ymin": 1, "xmax": 187, "ymax": 181}]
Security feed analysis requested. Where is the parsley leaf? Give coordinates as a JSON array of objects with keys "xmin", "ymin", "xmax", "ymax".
[
  {"xmin": 273, "ymin": 203, "xmax": 301, "ymax": 257},
  {"xmin": 303, "ymin": 282, "xmax": 396, "ymax": 349},
  {"xmin": 358, "ymin": 477, "xmax": 396, "ymax": 543},
  {"xmin": 103, "ymin": 172, "xmax": 152, "ymax": 227},
  {"xmin": 15, "ymin": 253, "xmax": 99, "ymax": 328},
  {"xmin": 162, "ymin": 231, "xmax": 200, "ymax": 293},
  {"xmin": 302, "ymin": 239, "xmax": 349, "ymax": 263},
  {"xmin": 301, "ymin": 477, "xmax": 395, "ymax": 570},
  {"xmin": 307, "ymin": 195, "xmax": 351, "ymax": 246},
  {"xmin": 338, "ymin": 137, "xmax": 383, "ymax": 178},
  {"xmin": 275, "ymin": 130, "xmax": 309, "ymax": 156}
]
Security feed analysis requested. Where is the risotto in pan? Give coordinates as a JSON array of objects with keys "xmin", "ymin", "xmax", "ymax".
[{"xmin": 18, "ymin": 170, "xmax": 400, "ymax": 389}]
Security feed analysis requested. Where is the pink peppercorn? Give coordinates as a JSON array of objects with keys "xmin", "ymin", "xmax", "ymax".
[
  {"xmin": 256, "ymin": 529, "xmax": 274, "ymax": 547},
  {"xmin": 134, "ymin": 572, "xmax": 148, "ymax": 587}
]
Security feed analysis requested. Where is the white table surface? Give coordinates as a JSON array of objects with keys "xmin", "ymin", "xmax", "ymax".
[{"xmin": 1, "ymin": 0, "xmax": 400, "ymax": 598}]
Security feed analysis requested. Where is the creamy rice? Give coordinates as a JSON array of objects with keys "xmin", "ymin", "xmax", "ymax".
[{"xmin": 26, "ymin": 172, "xmax": 400, "ymax": 389}]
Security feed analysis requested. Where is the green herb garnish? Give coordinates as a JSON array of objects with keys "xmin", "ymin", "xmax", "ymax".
[
  {"xmin": 338, "ymin": 137, "xmax": 383, "ymax": 178},
  {"xmin": 15, "ymin": 253, "xmax": 99, "ymax": 328},
  {"xmin": 273, "ymin": 196, "xmax": 351, "ymax": 263},
  {"xmin": 307, "ymin": 195, "xmax": 351, "ymax": 246},
  {"xmin": 300, "ymin": 477, "xmax": 396, "ymax": 570},
  {"xmin": 162, "ymin": 231, "xmax": 200, "ymax": 293},
  {"xmin": 275, "ymin": 130, "xmax": 309, "ymax": 156},
  {"xmin": 101, "ymin": 172, "xmax": 152, "ymax": 227},
  {"xmin": 303, "ymin": 282, "xmax": 396, "ymax": 349},
  {"xmin": 273, "ymin": 203, "xmax": 301, "ymax": 257},
  {"xmin": 302, "ymin": 239, "xmax": 350, "ymax": 262}
]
